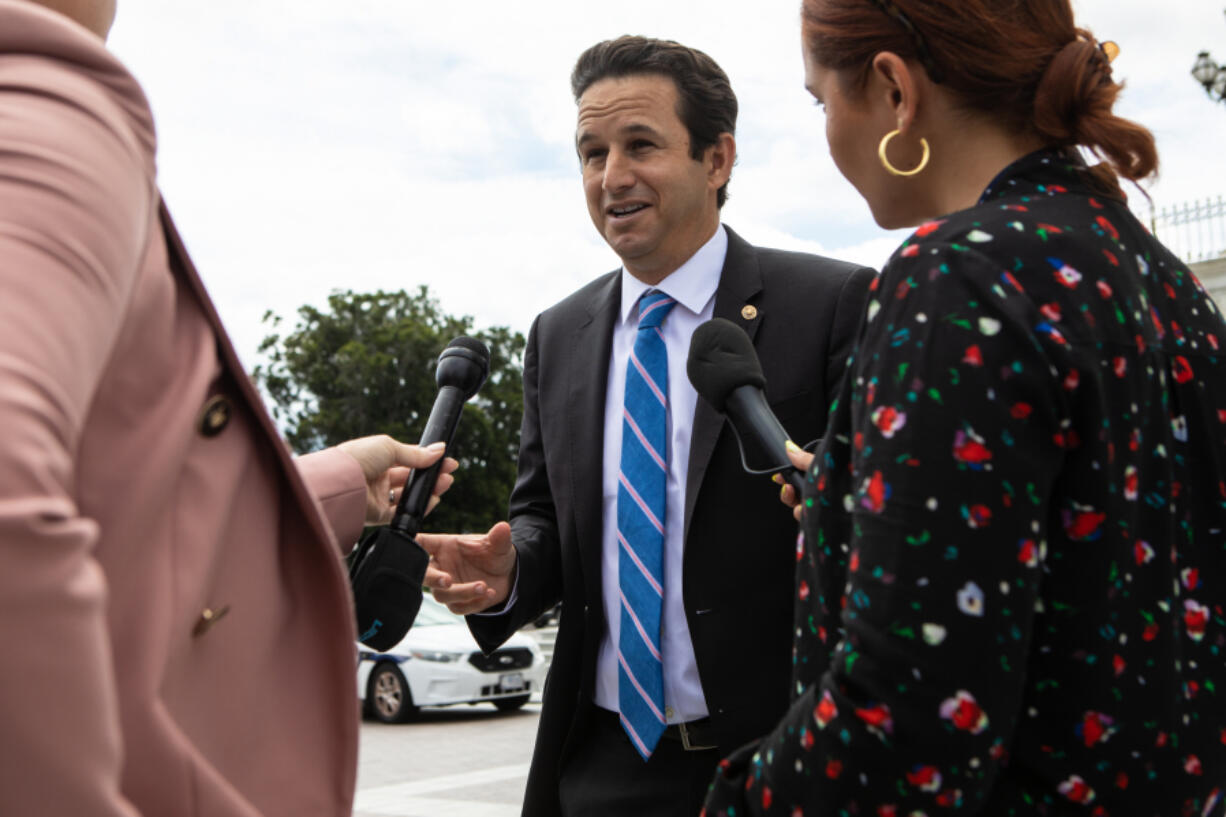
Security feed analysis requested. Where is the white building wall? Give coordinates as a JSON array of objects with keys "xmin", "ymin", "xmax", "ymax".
[{"xmin": 1192, "ymin": 257, "xmax": 1226, "ymax": 312}]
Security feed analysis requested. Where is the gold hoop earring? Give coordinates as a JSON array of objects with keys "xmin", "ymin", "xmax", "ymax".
[{"xmin": 878, "ymin": 129, "xmax": 931, "ymax": 177}]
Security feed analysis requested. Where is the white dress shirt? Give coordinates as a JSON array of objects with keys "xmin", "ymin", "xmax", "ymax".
[{"xmin": 593, "ymin": 225, "xmax": 726, "ymax": 722}]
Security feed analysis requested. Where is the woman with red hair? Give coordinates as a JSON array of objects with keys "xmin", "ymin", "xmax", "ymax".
[{"xmin": 704, "ymin": 1, "xmax": 1226, "ymax": 814}]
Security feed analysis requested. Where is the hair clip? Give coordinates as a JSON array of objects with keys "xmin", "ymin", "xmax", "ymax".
[{"xmin": 1099, "ymin": 40, "xmax": 1120, "ymax": 63}]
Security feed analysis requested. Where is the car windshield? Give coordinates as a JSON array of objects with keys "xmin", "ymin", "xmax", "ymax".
[{"xmin": 414, "ymin": 594, "xmax": 465, "ymax": 627}]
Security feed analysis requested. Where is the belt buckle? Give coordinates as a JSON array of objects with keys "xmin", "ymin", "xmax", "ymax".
[{"xmin": 677, "ymin": 721, "xmax": 716, "ymax": 752}]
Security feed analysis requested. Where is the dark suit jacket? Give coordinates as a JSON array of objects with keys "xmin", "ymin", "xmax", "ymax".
[{"xmin": 469, "ymin": 226, "xmax": 874, "ymax": 816}]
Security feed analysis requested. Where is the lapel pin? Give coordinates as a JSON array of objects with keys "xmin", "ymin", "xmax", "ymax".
[{"xmin": 741, "ymin": 304, "xmax": 758, "ymax": 321}]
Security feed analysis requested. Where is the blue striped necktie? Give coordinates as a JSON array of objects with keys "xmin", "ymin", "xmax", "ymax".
[{"xmin": 617, "ymin": 289, "xmax": 677, "ymax": 760}]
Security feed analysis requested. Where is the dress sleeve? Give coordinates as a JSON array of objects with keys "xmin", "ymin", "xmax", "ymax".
[
  {"xmin": 824, "ymin": 264, "xmax": 876, "ymax": 401},
  {"xmin": 0, "ymin": 58, "xmax": 155, "ymax": 816},
  {"xmin": 705, "ymin": 243, "xmax": 1068, "ymax": 815}
]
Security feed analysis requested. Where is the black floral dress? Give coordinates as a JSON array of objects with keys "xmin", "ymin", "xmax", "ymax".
[{"xmin": 704, "ymin": 150, "xmax": 1226, "ymax": 816}]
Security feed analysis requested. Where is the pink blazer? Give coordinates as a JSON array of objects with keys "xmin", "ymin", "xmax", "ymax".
[{"xmin": 0, "ymin": 3, "xmax": 370, "ymax": 814}]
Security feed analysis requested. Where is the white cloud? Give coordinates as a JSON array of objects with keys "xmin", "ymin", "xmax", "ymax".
[{"xmin": 104, "ymin": 0, "xmax": 1226, "ymax": 368}]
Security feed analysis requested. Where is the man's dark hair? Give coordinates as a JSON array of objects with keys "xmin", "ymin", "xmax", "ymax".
[{"xmin": 571, "ymin": 35, "xmax": 738, "ymax": 208}]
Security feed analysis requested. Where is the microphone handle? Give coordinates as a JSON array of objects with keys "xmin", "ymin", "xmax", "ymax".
[
  {"xmin": 725, "ymin": 386, "xmax": 807, "ymax": 496},
  {"xmin": 394, "ymin": 384, "xmax": 464, "ymax": 535}
]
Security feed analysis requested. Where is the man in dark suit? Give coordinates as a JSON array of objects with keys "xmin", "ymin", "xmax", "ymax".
[{"xmin": 423, "ymin": 35, "xmax": 874, "ymax": 817}]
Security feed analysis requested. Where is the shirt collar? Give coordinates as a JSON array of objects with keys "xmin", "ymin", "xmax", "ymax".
[
  {"xmin": 977, "ymin": 147, "xmax": 1102, "ymax": 204},
  {"xmin": 619, "ymin": 225, "xmax": 727, "ymax": 324}
]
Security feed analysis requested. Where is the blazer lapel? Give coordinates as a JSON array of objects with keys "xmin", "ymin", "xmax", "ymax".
[
  {"xmin": 159, "ymin": 199, "xmax": 338, "ymax": 554},
  {"xmin": 569, "ymin": 272, "xmax": 621, "ymax": 602},
  {"xmin": 683, "ymin": 226, "xmax": 763, "ymax": 543}
]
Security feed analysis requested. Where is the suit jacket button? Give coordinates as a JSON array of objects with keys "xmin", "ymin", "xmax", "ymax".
[
  {"xmin": 197, "ymin": 395, "xmax": 232, "ymax": 437},
  {"xmin": 192, "ymin": 604, "xmax": 230, "ymax": 637}
]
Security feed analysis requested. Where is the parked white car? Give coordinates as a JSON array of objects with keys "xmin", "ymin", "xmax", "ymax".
[{"xmin": 357, "ymin": 594, "xmax": 547, "ymax": 723}]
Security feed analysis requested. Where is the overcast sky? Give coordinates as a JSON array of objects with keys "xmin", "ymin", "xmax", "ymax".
[{"xmin": 105, "ymin": 0, "xmax": 1226, "ymax": 370}]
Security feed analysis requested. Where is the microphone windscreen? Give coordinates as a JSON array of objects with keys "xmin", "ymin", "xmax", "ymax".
[
  {"xmin": 686, "ymin": 318, "xmax": 766, "ymax": 413},
  {"xmin": 436, "ymin": 336, "xmax": 491, "ymax": 396},
  {"xmin": 446, "ymin": 335, "xmax": 491, "ymax": 364}
]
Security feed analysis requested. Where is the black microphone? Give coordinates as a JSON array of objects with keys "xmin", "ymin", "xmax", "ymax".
[
  {"xmin": 348, "ymin": 336, "xmax": 490, "ymax": 650},
  {"xmin": 686, "ymin": 318, "xmax": 806, "ymax": 495},
  {"xmin": 392, "ymin": 336, "xmax": 490, "ymax": 537}
]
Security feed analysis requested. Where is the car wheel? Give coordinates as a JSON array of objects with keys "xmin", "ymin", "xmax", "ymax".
[
  {"xmin": 367, "ymin": 663, "xmax": 418, "ymax": 723},
  {"xmin": 493, "ymin": 694, "xmax": 530, "ymax": 712}
]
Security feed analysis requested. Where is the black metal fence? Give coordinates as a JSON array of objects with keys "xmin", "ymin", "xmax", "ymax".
[{"xmin": 1147, "ymin": 196, "xmax": 1226, "ymax": 263}]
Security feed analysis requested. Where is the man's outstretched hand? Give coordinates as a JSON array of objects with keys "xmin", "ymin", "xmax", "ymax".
[{"xmin": 417, "ymin": 522, "xmax": 517, "ymax": 615}]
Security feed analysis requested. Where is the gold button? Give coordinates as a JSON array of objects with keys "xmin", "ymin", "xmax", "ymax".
[
  {"xmin": 664, "ymin": 706, "xmax": 675, "ymax": 720},
  {"xmin": 197, "ymin": 395, "xmax": 232, "ymax": 437},
  {"xmin": 192, "ymin": 604, "xmax": 231, "ymax": 637},
  {"xmin": 741, "ymin": 304, "xmax": 758, "ymax": 321}
]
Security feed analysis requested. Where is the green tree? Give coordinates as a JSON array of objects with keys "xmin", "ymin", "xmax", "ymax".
[{"xmin": 253, "ymin": 287, "xmax": 525, "ymax": 535}]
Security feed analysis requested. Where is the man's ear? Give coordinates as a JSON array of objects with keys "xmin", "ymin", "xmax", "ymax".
[
  {"xmin": 706, "ymin": 132, "xmax": 737, "ymax": 190},
  {"xmin": 869, "ymin": 51, "xmax": 922, "ymax": 132}
]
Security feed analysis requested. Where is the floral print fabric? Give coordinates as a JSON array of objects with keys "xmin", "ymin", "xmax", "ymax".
[{"xmin": 703, "ymin": 150, "xmax": 1226, "ymax": 816}]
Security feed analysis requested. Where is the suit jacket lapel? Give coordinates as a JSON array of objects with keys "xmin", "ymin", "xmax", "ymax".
[
  {"xmin": 569, "ymin": 272, "xmax": 620, "ymax": 603},
  {"xmin": 158, "ymin": 199, "xmax": 339, "ymax": 554},
  {"xmin": 684, "ymin": 226, "xmax": 763, "ymax": 543}
]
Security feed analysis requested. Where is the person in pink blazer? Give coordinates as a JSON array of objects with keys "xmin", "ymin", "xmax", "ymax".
[{"xmin": 0, "ymin": 1, "xmax": 458, "ymax": 814}]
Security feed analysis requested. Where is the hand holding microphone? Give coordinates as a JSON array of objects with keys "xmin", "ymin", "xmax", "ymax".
[
  {"xmin": 338, "ymin": 436, "xmax": 457, "ymax": 526},
  {"xmin": 686, "ymin": 318, "xmax": 808, "ymax": 497},
  {"xmin": 348, "ymin": 336, "xmax": 490, "ymax": 650}
]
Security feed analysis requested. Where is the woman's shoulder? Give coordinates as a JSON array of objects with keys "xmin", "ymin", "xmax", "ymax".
[
  {"xmin": 883, "ymin": 190, "xmax": 1130, "ymax": 281},
  {"xmin": 0, "ymin": 1, "xmax": 155, "ymax": 168}
]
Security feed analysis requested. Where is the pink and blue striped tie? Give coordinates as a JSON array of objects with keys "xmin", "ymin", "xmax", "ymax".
[{"xmin": 617, "ymin": 289, "xmax": 677, "ymax": 760}]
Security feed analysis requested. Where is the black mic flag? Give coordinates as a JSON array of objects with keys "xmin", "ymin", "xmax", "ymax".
[
  {"xmin": 686, "ymin": 318, "xmax": 806, "ymax": 496},
  {"xmin": 348, "ymin": 336, "xmax": 490, "ymax": 650}
]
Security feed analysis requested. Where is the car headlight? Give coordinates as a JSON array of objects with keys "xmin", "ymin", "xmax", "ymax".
[{"xmin": 410, "ymin": 649, "xmax": 467, "ymax": 663}]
